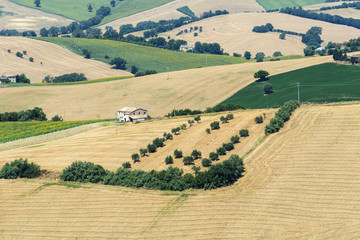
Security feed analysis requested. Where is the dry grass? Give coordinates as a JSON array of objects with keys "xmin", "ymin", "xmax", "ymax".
[
  {"xmin": 158, "ymin": 12, "xmax": 360, "ymax": 56},
  {"xmin": 2, "ymin": 103, "xmax": 360, "ymax": 239},
  {"xmin": 0, "ymin": 54, "xmax": 333, "ymax": 120},
  {"xmin": 0, "ymin": 0, "xmax": 73, "ymax": 32},
  {"xmin": 101, "ymin": 0, "xmax": 264, "ymax": 31},
  {"xmin": 0, "ymin": 109, "xmax": 276, "ymax": 173},
  {"xmin": 0, "ymin": 37, "xmax": 132, "ymax": 83},
  {"xmin": 316, "ymin": 8, "xmax": 360, "ymax": 19}
]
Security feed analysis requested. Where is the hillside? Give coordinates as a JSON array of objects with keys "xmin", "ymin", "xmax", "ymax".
[
  {"xmin": 39, "ymin": 37, "xmax": 246, "ymax": 73},
  {"xmin": 1, "ymin": 103, "xmax": 360, "ymax": 238},
  {"xmin": 0, "ymin": 109, "xmax": 275, "ymax": 173},
  {"xmin": 0, "ymin": 37, "xmax": 131, "ymax": 83},
  {"xmin": 0, "ymin": 0, "xmax": 72, "ymax": 32},
  {"xmin": 101, "ymin": 0, "xmax": 264, "ymax": 30},
  {"xmin": 0, "ymin": 55, "xmax": 333, "ymax": 120},
  {"xmin": 221, "ymin": 63, "xmax": 360, "ymax": 108},
  {"xmin": 158, "ymin": 12, "xmax": 360, "ymax": 56},
  {"xmin": 257, "ymin": 0, "xmax": 325, "ymax": 10}
]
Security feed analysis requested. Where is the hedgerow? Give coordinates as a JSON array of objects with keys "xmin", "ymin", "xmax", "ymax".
[
  {"xmin": 0, "ymin": 158, "xmax": 40, "ymax": 179},
  {"xmin": 59, "ymin": 161, "xmax": 107, "ymax": 183},
  {"xmin": 265, "ymin": 100, "xmax": 299, "ymax": 135}
]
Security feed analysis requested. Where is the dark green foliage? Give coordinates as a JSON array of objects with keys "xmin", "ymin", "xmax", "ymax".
[
  {"xmin": 273, "ymin": 51, "xmax": 282, "ymax": 57},
  {"xmin": 131, "ymin": 153, "xmax": 140, "ymax": 163},
  {"xmin": 51, "ymin": 115, "xmax": 63, "ymax": 121},
  {"xmin": 194, "ymin": 115, "xmax": 201, "ymax": 122},
  {"xmin": 0, "ymin": 158, "xmax": 40, "ymax": 179},
  {"xmin": 230, "ymin": 135, "xmax": 240, "ymax": 144},
  {"xmin": 29, "ymin": 57, "xmax": 34, "ymax": 62},
  {"xmin": 206, "ymin": 128, "xmax": 211, "ymax": 134},
  {"xmin": 265, "ymin": 100, "xmax": 299, "ymax": 135},
  {"xmin": 202, "ymin": 158, "xmax": 212, "ymax": 167},
  {"xmin": 34, "ymin": 0, "xmax": 40, "ymax": 7},
  {"xmin": 171, "ymin": 127, "xmax": 181, "ymax": 135},
  {"xmin": 131, "ymin": 65, "xmax": 138, "ymax": 74},
  {"xmin": 254, "ymin": 70, "xmax": 269, "ymax": 81},
  {"xmin": 217, "ymin": 147, "xmax": 226, "ymax": 156},
  {"xmin": 110, "ymin": 57, "xmax": 127, "ymax": 70},
  {"xmin": 153, "ymin": 138, "xmax": 165, "ymax": 148},
  {"xmin": 192, "ymin": 166, "xmax": 201, "ymax": 174},
  {"xmin": 304, "ymin": 45, "xmax": 316, "ymax": 56},
  {"xmin": 147, "ymin": 144, "xmax": 157, "ymax": 153},
  {"xmin": 264, "ymin": 83, "xmax": 273, "ymax": 94},
  {"xmin": 191, "ymin": 149, "xmax": 202, "ymax": 159},
  {"xmin": 16, "ymin": 74, "xmax": 30, "ymax": 83},
  {"xmin": 255, "ymin": 52, "xmax": 265, "ymax": 62},
  {"xmin": 223, "ymin": 142, "xmax": 234, "ymax": 151},
  {"xmin": 279, "ymin": 32, "xmax": 286, "ymax": 39},
  {"xmin": 0, "ymin": 107, "xmax": 47, "ymax": 122},
  {"xmin": 165, "ymin": 155, "xmax": 173, "ymax": 164},
  {"xmin": 226, "ymin": 114, "xmax": 234, "ymax": 120},
  {"xmin": 183, "ymin": 156, "xmax": 194, "ymax": 165},
  {"xmin": 183, "ymin": 173, "xmax": 194, "ymax": 184},
  {"xmin": 82, "ymin": 49, "xmax": 91, "ymax": 59},
  {"xmin": 60, "ymin": 161, "xmax": 107, "ymax": 183},
  {"xmin": 239, "ymin": 129, "xmax": 249, "ymax": 137},
  {"xmin": 176, "ymin": 6, "xmax": 196, "ymax": 18},
  {"xmin": 209, "ymin": 152, "xmax": 219, "ymax": 161},
  {"xmin": 252, "ymin": 23, "xmax": 274, "ymax": 33},
  {"xmin": 139, "ymin": 148, "xmax": 148, "ymax": 157},
  {"xmin": 134, "ymin": 70, "xmax": 157, "ymax": 77},
  {"xmin": 188, "ymin": 119, "xmax": 194, "ymax": 126},
  {"xmin": 16, "ymin": 52, "xmax": 23, "ymax": 58},
  {"xmin": 210, "ymin": 121, "xmax": 220, "ymax": 130},
  {"xmin": 180, "ymin": 124, "xmax": 187, "ymax": 130},
  {"xmin": 88, "ymin": 3, "xmax": 93, "ymax": 12},
  {"xmin": 122, "ymin": 162, "xmax": 131, "ymax": 169},
  {"xmin": 255, "ymin": 116, "xmax": 263, "ymax": 124},
  {"xmin": 220, "ymin": 116, "xmax": 228, "ymax": 123},
  {"xmin": 164, "ymin": 133, "xmax": 173, "ymax": 140},
  {"xmin": 110, "ymin": 0, "xmax": 116, "ymax": 7},
  {"xmin": 166, "ymin": 104, "xmax": 244, "ymax": 117},
  {"xmin": 244, "ymin": 51, "xmax": 251, "ymax": 60},
  {"xmin": 42, "ymin": 73, "xmax": 87, "ymax": 83},
  {"xmin": 174, "ymin": 149, "xmax": 183, "ymax": 158}
]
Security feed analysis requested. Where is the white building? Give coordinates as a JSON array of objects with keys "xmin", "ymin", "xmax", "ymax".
[
  {"xmin": 0, "ymin": 74, "xmax": 16, "ymax": 84},
  {"xmin": 179, "ymin": 45, "xmax": 195, "ymax": 52},
  {"xmin": 117, "ymin": 107, "xmax": 149, "ymax": 122}
]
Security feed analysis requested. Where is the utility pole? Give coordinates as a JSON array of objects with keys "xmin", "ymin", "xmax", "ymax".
[
  {"xmin": 115, "ymin": 111, "xmax": 117, "ymax": 134},
  {"xmin": 206, "ymin": 55, "xmax": 208, "ymax": 67},
  {"xmin": 297, "ymin": 82, "xmax": 300, "ymax": 105}
]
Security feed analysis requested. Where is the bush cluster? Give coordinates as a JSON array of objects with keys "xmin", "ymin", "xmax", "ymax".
[
  {"xmin": 239, "ymin": 129, "xmax": 249, "ymax": 137},
  {"xmin": 166, "ymin": 104, "xmax": 244, "ymax": 117},
  {"xmin": 0, "ymin": 158, "xmax": 40, "ymax": 179},
  {"xmin": 59, "ymin": 161, "xmax": 107, "ymax": 183},
  {"xmin": 265, "ymin": 100, "xmax": 299, "ymax": 135},
  {"xmin": 0, "ymin": 107, "xmax": 47, "ymax": 122},
  {"xmin": 255, "ymin": 116, "xmax": 263, "ymax": 124}
]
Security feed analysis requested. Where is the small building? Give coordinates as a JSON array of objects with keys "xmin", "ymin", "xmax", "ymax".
[
  {"xmin": 315, "ymin": 47, "xmax": 325, "ymax": 52},
  {"xmin": 179, "ymin": 45, "xmax": 195, "ymax": 52},
  {"xmin": 0, "ymin": 74, "xmax": 16, "ymax": 84},
  {"xmin": 117, "ymin": 107, "xmax": 149, "ymax": 122},
  {"xmin": 350, "ymin": 54, "xmax": 360, "ymax": 63}
]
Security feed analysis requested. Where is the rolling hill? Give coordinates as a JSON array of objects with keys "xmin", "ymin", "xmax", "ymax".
[
  {"xmin": 256, "ymin": 0, "xmax": 325, "ymax": 10},
  {"xmin": 0, "ymin": 37, "xmax": 131, "ymax": 83},
  {"xmin": 0, "ymin": 55, "xmax": 333, "ymax": 120},
  {"xmin": 221, "ymin": 63, "xmax": 360, "ymax": 108},
  {"xmin": 1, "ymin": 103, "xmax": 360, "ymax": 238}
]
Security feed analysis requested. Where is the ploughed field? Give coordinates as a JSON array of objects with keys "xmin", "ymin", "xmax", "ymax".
[{"xmin": 1, "ymin": 103, "xmax": 360, "ymax": 239}]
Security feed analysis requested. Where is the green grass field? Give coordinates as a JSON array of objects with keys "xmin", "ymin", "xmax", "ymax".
[
  {"xmin": 256, "ymin": 0, "xmax": 325, "ymax": 10},
  {"xmin": 0, "ymin": 120, "xmax": 108, "ymax": 143},
  {"xmin": 38, "ymin": 37, "xmax": 246, "ymax": 73},
  {"xmin": 221, "ymin": 63, "xmax": 360, "ymax": 109},
  {"xmin": 8, "ymin": 0, "xmax": 173, "ymax": 24}
]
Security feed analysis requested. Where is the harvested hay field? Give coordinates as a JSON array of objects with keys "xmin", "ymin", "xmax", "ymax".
[
  {"xmin": 0, "ymin": 109, "xmax": 276, "ymax": 173},
  {"xmin": 0, "ymin": 37, "xmax": 132, "ymax": 83},
  {"xmin": 159, "ymin": 12, "xmax": 360, "ymax": 56},
  {"xmin": 0, "ymin": 55, "xmax": 333, "ymax": 120},
  {"xmin": 2, "ymin": 103, "xmax": 360, "ymax": 239},
  {"xmin": 0, "ymin": 0, "xmax": 72, "ymax": 32},
  {"xmin": 316, "ymin": 8, "xmax": 360, "ymax": 19},
  {"xmin": 101, "ymin": 0, "xmax": 264, "ymax": 31}
]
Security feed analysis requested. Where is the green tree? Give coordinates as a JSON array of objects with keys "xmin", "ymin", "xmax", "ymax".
[
  {"xmin": 217, "ymin": 147, "xmax": 226, "ymax": 155},
  {"xmin": 230, "ymin": 135, "xmax": 240, "ymax": 144},
  {"xmin": 131, "ymin": 153, "xmax": 140, "ymax": 163},
  {"xmin": 273, "ymin": 51, "xmax": 283, "ymax": 57},
  {"xmin": 139, "ymin": 148, "xmax": 148, "ymax": 157},
  {"xmin": 183, "ymin": 156, "xmax": 194, "ymax": 165},
  {"xmin": 194, "ymin": 115, "xmax": 201, "ymax": 122},
  {"xmin": 304, "ymin": 45, "xmax": 316, "ymax": 56},
  {"xmin": 220, "ymin": 116, "xmax": 228, "ymax": 123},
  {"xmin": 206, "ymin": 128, "xmax": 211, "ymax": 134},
  {"xmin": 254, "ymin": 70, "xmax": 269, "ymax": 81},
  {"xmin": 264, "ymin": 83, "xmax": 273, "ymax": 94},
  {"xmin": 191, "ymin": 165, "xmax": 201, "ymax": 174},
  {"xmin": 131, "ymin": 65, "xmax": 138, "ymax": 74},
  {"xmin": 255, "ymin": 116, "xmax": 263, "ymax": 124},
  {"xmin": 0, "ymin": 158, "xmax": 40, "ymax": 179},
  {"xmin": 210, "ymin": 121, "xmax": 220, "ymax": 130},
  {"xmin": 255, "ymin": 52, "xmax": 265, "ymax": 62},
  {"xmin": 51, "ymin": 115, "xmax": 63, "ymax": 121},
  {"xmin": 244, "ymin": 51, "xmax": 251, "ymax": 60},
  {"xmin": 147, "ymin": 144, "xmax": 157, "ymax": 153},
  {"xmin": 110, "ymin": 57, "xmax": 127, "ymax": 70},
  {"xmin": 174, "ymin": 149, "xmax": 183, "ymax": 158},
  {"xmin": 279, "ymin": 32, "xmax": 286, "ymax": 40},
  {"xmin": 202, "ymin": 158, "xmax": 212, "ymax": 167},
  {"xmin": 122, "ymin": 162, "xmax": 131, "ymax": 168},
  {"xmin": 165, "ymin": 155, "xmax": 173, "ymax": 164},
  {"xmin": 188, "ymin": 119, "xmax": 194, "ymax": 126},
  {"xmin": 209, "ymin": 152, "xmax": 218, "ymax": 161},
  {"xmin": 226, "ymin": 113, "xmax": 234, "ymax": 120},
  {"xmin": 239, "ymin": 129, "xmax": 249, "ymax": 137},
  {"xmin": 34, "ymin": 0, "xmax": 41, "ymax": 7},
  {"xmin": 29, "ymin": 57, "xmax": 34, "ymax": 62},
  {"xmin": 88, "ymin": 3, "xmax": 93, "ymax": 12},
  {"xmin": 110, "ymin": 0, "xmax": 116, "ymax": 7},
  {"xmin": 191, "ymin": 149, "xmax": 202, "ymax": 159},
  {"xmin": 223, "ymin": 142, "xmax": 234, "ymax": 151},
  {"xmin": 171, "ymin": 127, "xmax": 181, "ymax": 135},
  {"xmin": 153, "ymin": 138, "xmax": 165, "ymax": 148}
]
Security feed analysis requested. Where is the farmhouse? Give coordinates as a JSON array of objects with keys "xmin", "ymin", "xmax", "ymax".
[
  {"xmin": 179, "ymin": 45, "xmax": 195, "ymax": 52},
  {"xmin": 0, "ymin": 74, "xmax": 16, "ymax": 84},
  {"xmin": 117, "ymin": 107, "xmax": 149, "ymax": 122},
  {"xmin": 350, "ymin": 54, "xmax": 360, "ymax": 63}
]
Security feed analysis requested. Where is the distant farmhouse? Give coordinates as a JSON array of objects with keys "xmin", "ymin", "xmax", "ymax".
[
  {"xmin": 350, "ymin": 54, "xmax": 360, "ymax": 63},
  {"xmin": 0, "ymin": 73, "xmax": 16, "ymax": 84},
  {"xmin": 179, "ymin": 45, "xmax": 195, "ymax": 52},
  {"xmin": 117, "ymin": 107, "xmax": 149, "ymax": 122}
]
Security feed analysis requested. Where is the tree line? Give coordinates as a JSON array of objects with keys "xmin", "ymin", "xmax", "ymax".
[
  {"xmin": 0, "ymin": 107, "xmax": 47, "ymax": 122},
  {"xmin": 165, "ymin": 104, "xmax": 245, "ymax": 117}
]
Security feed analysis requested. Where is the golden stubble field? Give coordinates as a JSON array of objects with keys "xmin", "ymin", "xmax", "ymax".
[
  {"xmin": 0, "ymin": 37, "xmax": 132, "ymax": 83},
  {"xmin": 159, "ymin": 12, "xmax": 360, "ymax": 56},
  {"xmin": 101, "ymin": 0, "xmax": 264, "ymax": 31},
  {"xmin": 0, "ymin": 54, "xmax": 333, "ymax": 120},
  {"xmin": 0, "ymin": 109, "xmax": 276, "ymax": 173},
  {"xmin": 1, "ymin": 103, "xmax": 360, "ymax": 239}
]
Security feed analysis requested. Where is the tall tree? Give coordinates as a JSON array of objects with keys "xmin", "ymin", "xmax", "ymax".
[{"xmin": 34, "ymin": 0, "xmax": 41, "ymax": 7}]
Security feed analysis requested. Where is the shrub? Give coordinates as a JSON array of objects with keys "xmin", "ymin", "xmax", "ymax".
[
  {"xmin": 51, "ymin": 115, "xmax": 63, "ymax": 121},
  {"xmin": 202, "ymin": 158, "xmax": 212, "ymax": 167},
  {"xmin": 210, "ymin": 121, "xmax": 220, "ymax": 130},
  {"xmin": 153, "ymin": 138, "xmax": 165, "ymax": 148},
  {"xmin": 209, "ymin": 152, "xmax": 219, "ymax": 161},
  {"xmin": 60, "ymin": 161, "xmax": 107, "ymax": 183},
  {"xmin": 239, "ymin": 129, "xmax": 249, "ymax": 137},
  {"xmin": 183, "ymin": 156, "xmax": 194, "ymax": 165},
  {"xmin": 147, "ymin": 144, "xmax": 157, "ymax": 153},
  {"xmin": 192, "ymin": 166, "xmax": 201, "ymax": 174},
  {"xmin": 139, "ymin": 148, "xmax": 148, "ymax": 157},
  {"xmin": 223, "ymin": 142, "xmax": 234, "ymax": 151},
  {"xmin": 29, "ymin": 57, "xmax": 34, "ymax": 62},
  {"xmin": 194, "ymin": 116, "xmax": 201, "ymax": 122},
  {"xmin": 180, "ymin": 124, "xmax": 187, "ymax": 130},
  {"xmin": 165, "ymin": 133, "xmax": 173, "ymax": 140},
  {"xmin": 0, "ymin": 158, "xmax": 40, "ymax": 179},
  {"xmin": 122, "ymin": 162, "xmax": 131, "ymax": 168},
  {"xmin": 174, "ymin": 149, "xmax": 183, "ymax": 158},
  {"xmin": 231, "ymin": 135, "xmax": 240, "ymax": 144},
  {"xmin": 131, "ymin": 153, "xmax": 140, "ymax": 163},
  {"xmin": 188, "ymin": 119, "xmax": 194, "ymax": 126},
  {"xmin": 255, "ymin": 116, "xmax": 263, "ymax": 124},
  {"xmin": 165, "ymin": 155, "xmax": 173, "ymax": 164},
  {"xmin": 220, "ymin": 116, "xmax": 228, "ymax": 123},
  {"xmin": 217, "ymin": 147, "xmax": 226, "ymax": 155},
  {"xmin": 191, "ymin": 149, "xmax": 202, "ymax": 159},
  {"xmin": 206, "ymin": 128, "xmax": 211, "ymax": 134},
  {"xmin": 264, "ymin": 83, "xmax": 273, "ymax": 94},
  {"xmin": 226, "ymin": 113, "xmax": 234, "ymax": 120},
  {"xmin": 171, "ymin": 127, "xmax": 181, "ymax": 135}
]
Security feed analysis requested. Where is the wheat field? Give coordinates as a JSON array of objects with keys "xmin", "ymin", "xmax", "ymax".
[
  {"xmin": 0, "ymin": 54, "xmax": 333, "ymax": 120},
  {"xmin": 0, "ymin": 37, "xmax": 132, "ymax": 83},
  {"xmin": 1, "ymin": 103, "xmax": 360, "ymax": 239}
]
